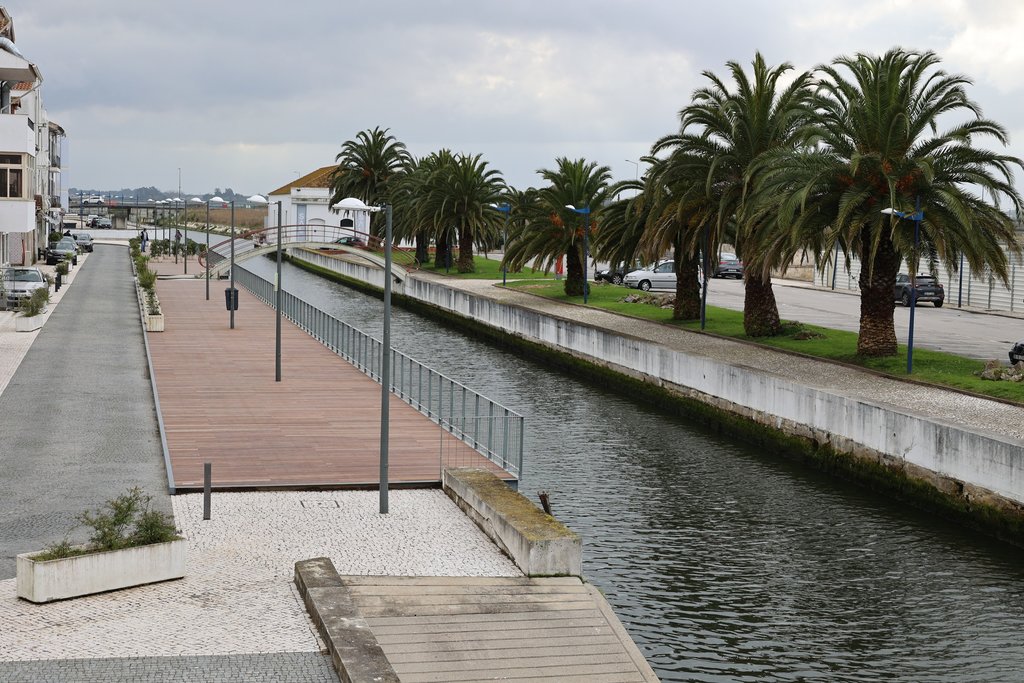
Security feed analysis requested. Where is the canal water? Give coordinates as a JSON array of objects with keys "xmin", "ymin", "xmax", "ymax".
[{"xmin": 245, "ymin": 258, "xmax": 1024, "ymax": 682}]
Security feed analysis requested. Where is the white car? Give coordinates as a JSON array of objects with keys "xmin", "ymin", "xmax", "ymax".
[
  {"xmin": 2, "ymin": 267, "xmax": 48, "ymax": 310},
  {"xmin": 624, "ymin": 261, "xmax": 676, "ymax": 291}
]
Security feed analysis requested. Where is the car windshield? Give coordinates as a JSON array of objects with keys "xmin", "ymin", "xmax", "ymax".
[
  {"xmin": 4, "ymin": 269, "xmax": 42, "ymax": 282},
  {"xmin": 916, "ymin": 276, "xmax": 938, "ymax": 283}
]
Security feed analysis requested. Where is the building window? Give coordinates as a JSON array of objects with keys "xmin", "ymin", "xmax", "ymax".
[{"xmin": 0, "ymin": 154, "xmax": 24, "ymax": 199}]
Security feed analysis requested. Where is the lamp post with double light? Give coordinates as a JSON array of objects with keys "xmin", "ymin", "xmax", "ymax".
[
  {"xmin": 495, "ymin": 203, "xmax": 511, "ymax": 286},
  {"xmin": 209, "ymin": 196, "xmax": 237, "ymax": 329},
  {"xmin": 248, "ymin": 194, "xmax": 284, "ymax": 382},
  {"xmin": 882, "ymin": 196, "xmax": 923, "ymax": 373},
  {"xmin": 565, "ymin": 204, "xmax": 591, "ymax": 303}
]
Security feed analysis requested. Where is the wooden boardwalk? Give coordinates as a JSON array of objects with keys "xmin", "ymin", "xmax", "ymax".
[
  {"xmin": 336, "ymin": 576, "xmax": 659, "ymax": 682},
  {"xmin": 148, "ymin": 267, "xmax": 507, "ymax": 489}
]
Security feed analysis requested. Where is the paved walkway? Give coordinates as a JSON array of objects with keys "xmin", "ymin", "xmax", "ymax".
[
  {"xmin": 415, "ymin": 273, "xmax": 1024, "ymax": 444},
  {"xmin": 0, "ymin": 245, "xmax": 170, "ymax": 580}
]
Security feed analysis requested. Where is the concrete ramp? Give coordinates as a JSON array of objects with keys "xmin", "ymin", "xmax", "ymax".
[{"xmin": 295, "ymin": 559, "xmax": 659, "ymax": 682}]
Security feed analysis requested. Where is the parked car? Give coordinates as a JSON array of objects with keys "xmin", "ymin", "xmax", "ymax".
[
  {"xmin": 45, "ymin": 238, "xmax": 79, "ymax": 266},
  {"xmin": 96, "ymin": 217, "xmax": 112, "ymax": 229},
  {"xmin": 595, "ymin": 261, "xmax": 645, "ymax": 285},
  {"xmin": 1010, "ymin": 341, "xmax": 1024, "ymax": 365},
  {"xmin": 624, "ymin": 261, "xmax": 676, "ymax": 291},
  {"xmin": 72, "ymin": 233, "xmax": 94, "ymax": 252},
  {"xmin": 334, "ymin": 235, "xmax": 365, "ymax": 247},
  {"xmin": 2, "ymin": 267, "xmax": 48, "ymax": 310},
  {"xmin": 894, "ymin": 273, "xmax": 944, "ymax": 307},
  {"xmin": 712, "ymin": 253, "xmax": 744, "ymax": 279}
]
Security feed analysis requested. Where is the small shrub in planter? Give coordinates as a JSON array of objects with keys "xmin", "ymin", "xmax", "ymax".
[
  {"xmin": 35, "ymin": 488, "xmax": 179, "ymax": 561},
  {"xmin": 56, "ymin": 260, "xmax": 69, "ymax": 277},
  {"xmin": 18, "ymin": 489, "xmax": 184, "ymax": 602},
  {"xmin": 146, "ymin": 290, "xmax": 161, "ymax": 315},
  {"xmin": 137, "ymin": 266, "xmax": 157, "ymax": 290},
  {"xmin": 19, "ymin": 286, "xmax": 49, "ymax": 318}
]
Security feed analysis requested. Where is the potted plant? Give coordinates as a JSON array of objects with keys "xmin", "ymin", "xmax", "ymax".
[
  {"xmin": 14, "ymin": 287, "xmax": 49, "ymax": 332},
  {"xmin": 145, "ymin": 289, "xmax": 164, "ymax": 332},
  {"xmin": 16, "ymin": 488, "xmax": 184, "ymax": 603}
]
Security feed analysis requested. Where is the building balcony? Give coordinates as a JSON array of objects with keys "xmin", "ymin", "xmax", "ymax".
[{"xmin": 0, "ymin": 114, "xmax": 34, "ymax": 155}]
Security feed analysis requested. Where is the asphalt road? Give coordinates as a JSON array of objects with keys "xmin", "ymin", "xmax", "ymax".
[{"xmin": 701, "ymin": 276, "xmax": 1023, "ymax": 361}]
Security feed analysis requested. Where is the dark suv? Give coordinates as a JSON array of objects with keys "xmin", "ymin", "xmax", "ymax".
[{"xmin": 894, "ymin": 273, "xmax": 944, "ymax": 307}]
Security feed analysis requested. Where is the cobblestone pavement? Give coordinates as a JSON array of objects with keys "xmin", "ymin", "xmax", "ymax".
[
  {"xmin": 422, "ymin": 274, "xmax": 1024, "ymax": 443},
  {"xmin": 0, "ymin": 652, "xmax": 336, "ymax": 683},
  {"xmin": 0, "ymin": 490, "xmax": 518, "ymax": 675}
]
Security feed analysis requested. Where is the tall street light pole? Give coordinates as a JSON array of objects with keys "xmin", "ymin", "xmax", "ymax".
[
  {"xmin": 229, "ymin": 200, "xmax": 236, "ymax": 329},
  {"xmin": 882, "ymin": 196, "xmax": 924, "ymax": 374},
  {"xmin": 566, "ymin": 204, "xmax": 591, "ymax": 304},
  {"xmin": 496, "ymin": 203, "xmax": 511, "ymax": 286},
  {"xmin": 249, "ymin": 194, "xmax": 285, "ymax": 382},
  {"xmin": 367, "ymin": 203, "xmax": 393, "ymax": 514},
  {"xmin": 206, "ymin": 196, "xmax": 223, "ymax": 301}
]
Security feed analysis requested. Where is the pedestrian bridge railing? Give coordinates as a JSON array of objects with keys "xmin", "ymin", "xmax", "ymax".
[{"xmin": 234, "ymin": 267, "xmax": 524, "ymax": 480}]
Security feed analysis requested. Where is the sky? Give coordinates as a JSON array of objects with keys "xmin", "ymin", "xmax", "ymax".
[{"xmin": 13, "ymin": 0, "xmax": 1024, "ymax": 199}]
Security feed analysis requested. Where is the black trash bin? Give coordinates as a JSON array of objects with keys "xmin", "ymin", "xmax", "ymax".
[{"xmin": 224, "ymin": 287, "xmax": 239, "ymax": 311}]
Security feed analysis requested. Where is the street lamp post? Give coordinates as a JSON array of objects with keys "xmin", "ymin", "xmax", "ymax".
[
  {"xmin": 206, "ymin": 197, "xmax": 223, "ymax": 301},
  {"xmin": 566, "ymin": 204, "xmax": 591, "ymax": 303},
  {"xmin": 496, "ymin": 203, "xmax": 511, "ymax": 286},
  {"xmin": 249, "ymin": 195, "xmax": 284, "ymax": 381},
  {"xmin": 364, "ymin": 203, "xmax": 393, "ymax": 514},
  {"xmin": 882, "ymin": 196, "xmax": 924, "ymax": 373}
]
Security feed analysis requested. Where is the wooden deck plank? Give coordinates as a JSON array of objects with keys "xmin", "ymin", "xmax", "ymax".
[{"xmin": 148, "ymin": 277, "xmax": 509, "ymax": 488}]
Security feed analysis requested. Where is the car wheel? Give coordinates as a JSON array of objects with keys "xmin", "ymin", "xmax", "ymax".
[
  {"xmin": 611, "ymin": 274, "xmax": 623, "ymax": 285},
  {"xmin": 934, "ymin": 300, "xmax": 943, "ymax": 308},
  {"xmin": 639, "ymin": 280, "xmax": 652, "ymax": 292},
  {"xmin": 901, "ymin": 292, "xmax": 911, "ymax": 307}
]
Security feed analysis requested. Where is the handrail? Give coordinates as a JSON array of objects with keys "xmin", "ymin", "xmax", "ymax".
[
  {"xmin": 232, "ymin": 267, "xmax": 523, "ymax": 479},
  {"xmin": 196, "ymin": 223, "xmax": 419, "ymax": 274}
]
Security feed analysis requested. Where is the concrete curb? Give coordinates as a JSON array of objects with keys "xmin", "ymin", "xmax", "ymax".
[{"xmin": 294, "ymin": 557, "xmax": 399, "ymax": 683}]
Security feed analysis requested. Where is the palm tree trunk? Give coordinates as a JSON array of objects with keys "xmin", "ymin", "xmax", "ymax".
[
  {"xmin": 856, "ymin": 228, "xmax": 899, "ymax": 357},
  {"xmin": 564, "ymin": 245, "xmax": 584, "ymax": 296},
  {"xmin": 674, "ymin": 252, "xmax": 701, "ymax": 320},
  {"xmin": 743, "ymin": 273, "xmax": 782, "ymax": 336},
  {"xmin": 415, "ymin": 231, "xmax": 430, "ymax": 265},
  {"xmin": 436, "ymin": 230, "xmax": 453, "ymax": 270},
  {"xmin": 457, "ymin": 225, "xmax": 475, "ymax": 273}
]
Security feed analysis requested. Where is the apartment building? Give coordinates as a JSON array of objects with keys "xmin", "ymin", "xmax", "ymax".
[{"xmin": 0, "ymin": 7, "xmax": 64, "ymax": 267}]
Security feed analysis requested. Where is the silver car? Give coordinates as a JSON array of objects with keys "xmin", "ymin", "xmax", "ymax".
[
  {"xmin": 624, "ymin": 261, "xmax": 676, "ymax": 291},
  {"xmin": 2, "ymin": 267, "xmax": 48, "ymax": 310}
]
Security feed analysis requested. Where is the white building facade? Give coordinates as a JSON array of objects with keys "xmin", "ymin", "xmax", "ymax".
[
  {"xmin": 264, "ymin": 166, "xmax": 371, "ymax": 237},
  {"xmin": 0, "ymin": 7, "xmax": 64, "ymax": 268}
]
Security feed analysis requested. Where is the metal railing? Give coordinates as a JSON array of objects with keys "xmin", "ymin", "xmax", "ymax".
[
  {"xmin": 440, "ymin": 416, "xmax": 524, "ymax": 484},
  {"xmin": 234, "ymin": 267, "xmax": 524, "ymax": 479}
]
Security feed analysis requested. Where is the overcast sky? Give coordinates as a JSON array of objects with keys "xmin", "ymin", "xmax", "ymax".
[{"xmin": 14, "ymin": 1, "xmax": 1024, "ymax": 199}]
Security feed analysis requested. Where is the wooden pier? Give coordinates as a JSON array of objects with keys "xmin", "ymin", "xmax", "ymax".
[{"xmin": 148, "ymin": 269, "xmax": 507, "ymax": 489}]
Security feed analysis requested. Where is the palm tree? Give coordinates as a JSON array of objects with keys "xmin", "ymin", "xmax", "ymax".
[
  {"xmin": 505, "ymin": 158, "xmax": 613, "ymax": 297},
  {"xmin": 654, "ymin": 53, "xmax": 815, "ymax": 336},
  {"xmin": 329, "ymin": 127, "xmax": 411, "ymax": 232},
  {"xmin": 762, "ymin": 48, "xmax": 1024, "ymax": 356},
  {"xmin": 640, "ymin": 154, "xmax": 717, "ymax": 320},
  {"xmin": 417, "ymin": 153, "xmax": 507, "ymax": 273}
]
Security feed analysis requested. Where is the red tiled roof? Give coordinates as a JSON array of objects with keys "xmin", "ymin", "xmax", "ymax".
[{"xmin": 268, "ymin": 165, "xmax": 335, "ymax": 197}]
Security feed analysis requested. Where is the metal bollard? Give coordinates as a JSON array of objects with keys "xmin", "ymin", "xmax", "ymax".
[{"xmin": 203, "ymin": 462, "xmax": 212, "ymax": 520}]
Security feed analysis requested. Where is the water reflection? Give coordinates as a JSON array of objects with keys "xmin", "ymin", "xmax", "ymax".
[{"xmin": 244, "ymin": 259, "xmax": 1024, "ymax": 682}]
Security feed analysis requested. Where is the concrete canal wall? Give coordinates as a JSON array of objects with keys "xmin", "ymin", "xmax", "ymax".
[{"xmin": 290, "ymin": 250, "xmax": 1024, "ymax": 538}]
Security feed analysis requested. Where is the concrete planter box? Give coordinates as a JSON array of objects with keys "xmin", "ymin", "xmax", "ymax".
[
  {"xmin": 16, "ymin": 538, "xmax": 186, "ymax": 603},
  {"xmin": 145, "ymin": 313, "xmax": 165, "ymax": 332},
  {"xmin": 14, "ymin": 314, "xmax": 44, "ymax": 332}
]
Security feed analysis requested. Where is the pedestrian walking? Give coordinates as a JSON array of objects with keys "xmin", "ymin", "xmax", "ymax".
[{"xmin": 140, "ymin": 229, "xmax": 148, "ymax": 253}]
